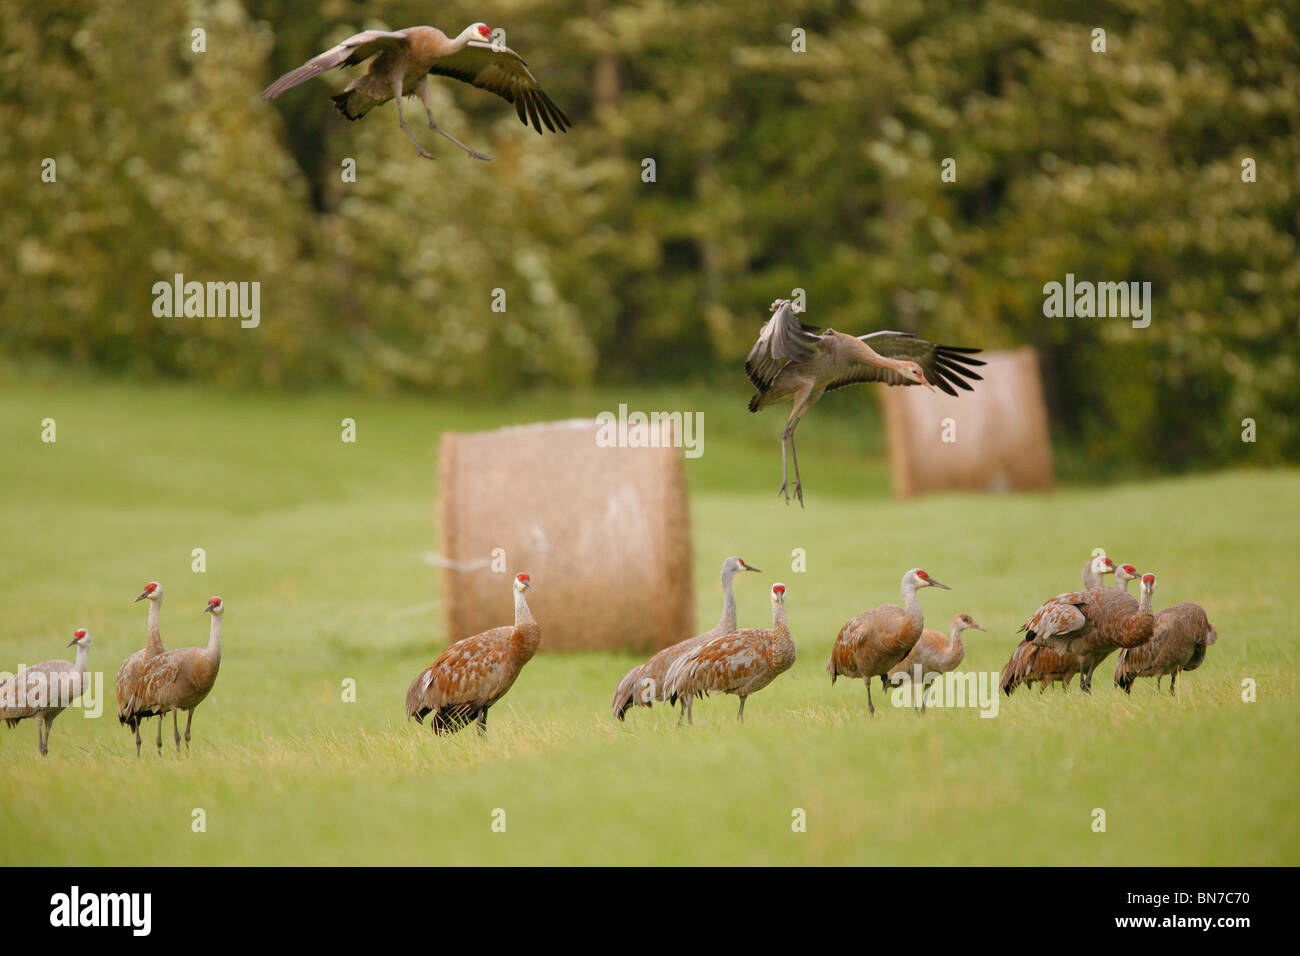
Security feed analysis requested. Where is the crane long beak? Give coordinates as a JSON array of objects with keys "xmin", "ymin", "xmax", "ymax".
[
  {"xmin": 971, "ymin": 624, "xmax": 986, "ymax": 631},
  {"xmin": 66, "ymin": 638, "xmax": 78, "ymax": 646},
  {"xmin": 743, "ymin": 564, "xmax": 762, "ymax": 573},
  {"xmin": 133, "ymin": 592, "xmax": 148, "ymax": 603},
  {"xmin": 929, "ymin": 578, "xmax": 951, "ymax": 590}
]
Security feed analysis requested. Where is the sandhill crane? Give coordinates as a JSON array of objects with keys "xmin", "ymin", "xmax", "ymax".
[
  {"xmin": 746, "ymin": 299, "xmax": 984, "ymax": 505},
  {"xmin": 1115, "ymin": 563, "xmax": 1139, "ymax": 594},
  {"xmin": 1081, "ymin": 555, "xmax": 1116, "ymax": 589},
  {"xmin": 999, "ymin": 643, "xmax": 1081, "ymax": 696},
  {"xmin": 406, "ymin": 573, "xmax": 540, "ymax": 735},
  {"xmin": 125, "ymin": 596, "xmax": 225, "ymax": 754},
  {"xmin": 612, "ymin": 556, "xmax": 760, "ymax": 720},
  {"xmin": 0, "ymin": 629, "xmax": 91, "ymax": 756},
  {"xmin": 665, "ymin": 583, "xmax": 795, "ymax": 724},
  {"xmin": 888, "ymin": 613, "xmax": 983, "ymax": 710},
  {"xmin": 827, "ymin": 568, "xmax": 950, "ymax": 715},
  {"xmin": 1001, "ymin": 555, "xmax": 1136, "ymax": 696},
  {"xmin": 117, "ymin": 581, "xmax": 166, "ymax": 756},
  {"xmin": 262, "ymin": 23, "xmax": 570, "ymax": 162},
  {"xmin": 1115, "ymin": 601, "xmax": 1217, "ymax": 695},
  {"xmin": 1020, "ymin": 573, "xmax": 1156, "ymax": 693}
]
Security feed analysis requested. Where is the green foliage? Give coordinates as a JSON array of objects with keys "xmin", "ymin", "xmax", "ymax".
[{"xmin": 2, "ymin": 0, "xmax": 1297, "ymax": 465}]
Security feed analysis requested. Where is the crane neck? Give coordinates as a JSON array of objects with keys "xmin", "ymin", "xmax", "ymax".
[
  {"xmin": 1138, "ymin": 588, "xmax": 1154, "ymax": 615},
  {"xmin": 514, "ymin": 588, "xmax": 536, "ymax": 628},
  {"xmin": 146, "ymin": 597, "xmax": 164, "ymax": 654},
  {"xmin": 949, "ymin": 622, "xmax": 965, "ymax": 646},
  {"xmin": 901, "ymin": 582, "xmax": 925, "ymax": 629},
  {"xmin": 770, "ymin": 599, "xmax": 789, "ymax": 637},
  {"xmin": 717, "ymin": 566, "xmax": 739, "ymax": 633},
  {"xmin": 73, "ymin": 642, "xmax": 90, "ymax": 674},
  {"xmin": 206, "ymin": 612, "xmax": 222, "ymax": 659}
]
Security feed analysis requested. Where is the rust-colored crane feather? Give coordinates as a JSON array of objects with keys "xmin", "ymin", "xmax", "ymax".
[
  {"xmin": 406, "ymin": 573, "xmax": 540, "ymax": 735},
  {"xmin": 664, "ymin": 583, "xmax": 795, "ymax": 724},
  {"xmin": 612, "ymin": 556, "xmax": 760, "ymax": 720},
  {"xmin": 1018, "ymin": 574, "xmax": 1157, "ymax": 693},
  {"xmin": 828, "ymin": 568, "xmax": 950, "ymax": 715},
  {"xmin": 117, "ymin": 581, "xmax": 166, "ymax": 756},
  {"xmin": 124, "ymin": 597, "xmax": 225, "ymax": 754},
  {"xmin": 1115, "ymin": 601, "xmax": 1217, "ymax": 695}
]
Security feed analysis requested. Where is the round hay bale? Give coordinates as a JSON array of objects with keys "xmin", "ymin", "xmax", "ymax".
[
  {"xmin": 438, "ymin": 418, "xmax": 695, "ymax": 652},
  {"xmin": 879, "ymin": 347, "xmax": 1054, "ymax": 498}
]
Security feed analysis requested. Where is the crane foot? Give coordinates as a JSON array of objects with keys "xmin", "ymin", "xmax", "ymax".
[{"xmin": 793, "ymin": 481, "xmax": 804, "ymax": 508}]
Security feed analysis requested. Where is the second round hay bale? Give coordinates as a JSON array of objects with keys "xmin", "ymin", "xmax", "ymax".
[{"xmin": 879, "ymin": 347, "xmax": 1054, "ymax": 498}]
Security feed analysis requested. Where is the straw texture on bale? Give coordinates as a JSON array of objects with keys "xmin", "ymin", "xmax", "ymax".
[
  {"xmin": 880, "ymin": 347, "xmax": 1053, "ymax": 498},
  {"xmin": 438, "ymin": 418, "xmax": 695, "ymax": 652}
]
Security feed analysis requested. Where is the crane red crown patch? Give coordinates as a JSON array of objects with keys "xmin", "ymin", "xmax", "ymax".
[
  {"xmin": 917, "ymin": 570, "xmax": 929, "ymax": 580},
  {"xmin": 773, "ymin": 584, "xmax": 785, "ymax": 594},
  {"xmin": 75, "ymin": 629, "xmax": 86, "ymax": 638},
  {"xmin": 1123, "ymin": 565, "xmax": 1136, "ymax": 574},
  {"xmin": 478, "ymin": 25, "xmax": 491, "ymax": 37},
  {"xmin": 1142, "ymin": 574, "xmax": 1155, "ymax": 584},
  {"xmin": 208, "ymin": 596, "xmax": 221, "ymax": 605},
  {"xmin": 517, "ymin": 573, "xmax": 529, "ymax": 582},
  {"xmin": 144, "ymin": 582, "xmax": 157, "ymax": 592}
]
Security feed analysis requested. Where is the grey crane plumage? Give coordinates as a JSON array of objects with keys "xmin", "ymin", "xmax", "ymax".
[
  {"xmin": 0, "ymin": 630, "xmax": 92, "ymax": 756},
  {"xmin": 746, "ymin": 299, "xmax": 984, "ymax": 505}
]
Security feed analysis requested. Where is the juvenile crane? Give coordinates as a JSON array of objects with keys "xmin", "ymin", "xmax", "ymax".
[
  {"xmin": 406, "ymin": 573, "xmax": 540, "ymax": 735},
  {"xmin": 888, "ymin": 613, "xmax": 983, "ymax": 711},
  {"xmin": 1001, "ymin": 555, "xmax": 1135, "ymax": 695},
  {"xmin": 612, "ymin": 555, "xmax": 760, "ymax": 720},
  {"xmin": 262, "ymin": 23, "xmax": 570, "ymax": 161},
  {"xmin": 828, "ymin": 568, "xmax": 950, "ymax": 715},
  {"xmin": 746, "ymin": 299, "xmax": 984, "ymax": 505},
  {"xmin": 125, "ymin": 596, "xmax": 225, "ymax": 754},
  {"xmin": 1019, "ymin": 573, "xmax": 1157, "ymax": 693},
  {"xmin": 1115, "ymin": 601, "xmax": 1218, "ymax": 695},
  {"xmin": 0, "ymin": 629, "xmax": 92, "ymax": 756},
  {"xmin": 665, "ymin": 583, "xmax": 795, "ymax": 724},
  {"xmin": 117, "ymin": 581, "xmax": 166, "ymax": 756}
]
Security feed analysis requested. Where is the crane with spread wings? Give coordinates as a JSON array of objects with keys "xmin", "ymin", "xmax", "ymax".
[
  {"xmin": 262, "ymin": 22, "xmax": 570, "ymax": 161},
  {"xmin": 746, "ymin": 299, "xmax": 985, "ymax": 505}
]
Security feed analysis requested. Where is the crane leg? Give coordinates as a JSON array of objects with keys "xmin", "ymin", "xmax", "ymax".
[
  {"xmin": 172, "ymin": 710, "xmax": 182, "ymax": 751},
  {"xmin": 155, "ymin": 715, "xmax": 164, "ymax": 754},
  {"xmin": 737, "ymin": 696, "xmax": 746, "ymax": 723},
  {"xmin": 393, "ymin": 79, "xmax": 437, "ymax": 160},
  {"xmin": 414, "ymin": 77, "xmax": 492, "ymax": 161},
  {"xmin": 476, "ymin": 709, "xmax": 488, "ymax": 736},
  {"xmin": 865, "ymin": 678, "xmax": 875, "ymax": 716},
  {"xmin": 184, "ymin": 709, "xmax": 193, "ymax": 749},
  {"xmin": 1169, "ymin": 671, "xmax": 1178, "ymax": 696},
  {"xmin": 36, "ymin": 715, "xmax": 48, "ymax": 756},
  {"xmin": 1156, "ymin": 675, "xmax": 1162, "ymax": 690},
  {"xmin": 134, "ymin": 721, "xmax": 142, "ymax": 757},
  {"xmin": 786, "ymin": 428, "xmax": 804, "ymax": 507}
]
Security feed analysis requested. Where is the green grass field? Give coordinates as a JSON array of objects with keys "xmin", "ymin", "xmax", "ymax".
[{"xmin": 0, "ymin": 368, "xmax": 1296, "ymax": 865}]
